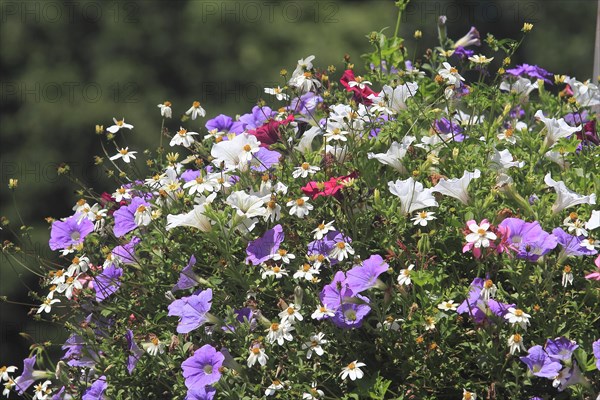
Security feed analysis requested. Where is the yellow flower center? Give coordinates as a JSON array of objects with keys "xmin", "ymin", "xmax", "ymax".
[
  {"xmin": 303, "ymin": 72, "xmax": 312, "ymax": 78},
  {"xmin": 72, "ymin": 256, "xmax": 80, "ymax": 264},
  {"xmin": 163, "ymin": 101, "xmax": 171, "ymax": 107},
  {"xmin": 270, "ymin": 323, "xmax": 279, "ymax": 331},
  {"xmin": 151, "ymin": 338, "xmax": 159, "ymax": 346},
  {"xmin": 251, "ymin": 347, "xmax": 260, "ymax": 355},
  {"xmin": 267, "ymin": 200, "xmax": 277, "ymax": 209},
  {"xmin": 484, "ymin": 279, "xmax": 494, "ymax": 289},
  {"xmin": 513, "ymin": 333, "xmax": 522, "ymax": 343},
  {"xmin": 569, "ymin": 212, "xmax": 578, "ymax": 220},
  {"xmin": 117, "ymin": 120, "xmax": 124, "ymax": 126},
  {"xmin": 243, "ymin": 144, "xmax": 252, "ymax": 152},
  {"xmin": 286, "ymin": 307, "xmax": 295, "ymax": 315},
  {"xmin": 303, "ymin": 264, "xmax": 311, "ymax": 272},
  {"xmin": 319, "ymin": 306, "xmax": 326, "ymax": 313},
  {"xmin": 318, "ymin": 223, "xmax": 325, "ymax": 230},
  {"xmin": 273, "ymin": 266, "xmax": 281, "ymax": 273},
  {"xmin": 192, "ymin": 101, "xmax": 200, "ymax": 108},
  {"xmin": 278, "ymin": 249, "xmax": 287, "ymax": 256},
  {"xmin": 301, "ymin": 162, "xmax": 310, "ymax": 170},
  {"xmin": 504, "ymin": 128, "xmax": 514, "ymax": 137},
  {"xmin": 347, "ymin": 362, "xmax": 356, "ymax": 370},
  {"xmin": 450, "ymin": 67, "xmax": 458, "ymax": 74},
  {"xmin": 336, "ymin": 242, "xmax": 346, "ymax": 249},
  {"xmin": 317, "ymin": 254, "xmax": 325, "ymax": 262},
  {"xmin": 477, "ymin": 228, "xmax": 487, "ymax": 236},
  {"xmin": 514, "ymin": 309, "xmax": 523, "ymax": 317},
  {"xmin": 118, "ymin": 187, "xmax": 126, "ymax": 194},
  {"xmin": 119, "ymin": 148, "xmax": 129, "ymax": 155},
  {"xmin": 178, "ymin": 128, "xmax": 187, "ymax": 136},
  {"xmin": 137, "ymin": 205, "xmax": 147, "ymax": 213},
  {"xmin": 195, "ymin": 177, "xmax": 204, "ymax": 184},
  {"xmin": 296, "ymin": 198, "xmax": 305, "ymax": 206},
  {"xmin": 563, "ymin": 265, "xmax": 571, "ymax": 273},
  {"xmin": 419, "ymin": 211, "xmax": 428, "ymax": 219}
]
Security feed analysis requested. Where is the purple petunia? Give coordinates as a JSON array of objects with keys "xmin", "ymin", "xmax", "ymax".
[
  {"xmin": 453, "ymin": 46, "xmax": 474, "ymax": 60},
  {"xmin": 13, "ymin": 355, "xmax": 36, "ymax": 394},
  {"xmin": 505, "ymin": 64, "xmax": 553, "ymax": 83},
  {"xmin": 345, "ymin": 254, "xmax": 389, "ymax": 293},
  {"xmin": 49, "ymin": 214, "xmax": 94, "ymax": 251},
  {"xmin": 181, "ymin": 344, "xmax": 224, "ymax": 391},
  {"xmin": 499, "ymin": 218, "xmax": 557, "ymax": 261},
  {"xmin": 186, "ymin": 386, "xmax": 217, "ymax": 400},
  {"xmin": 173, "ymin": 255, "xmax": 200, "ymax": 292},
  {"xmin": 125, "ymin": 329, "xmax": 145, "ymax": 374},
  {"xmin": 552, "ymin": 227, "xmax": 598, "ymax": 257},
  {"xmin": 113, "ymin": 197, "xmax": 151, "ymax": 237},
  {"xmin": 51, "ymin": 387, "xmax": 66, "ymax": 400},
  {"xmin": 82, "ymin": 375, "xmax": 107, "ymax": 400},
  {"xmin": 457, "ymin": 277, "xmax": 515, "ymax": 325},
  {"xmin": 520, "ymin": 345, "xmax": 562, "ymax": 378},
  {"xmin": 320, "ymin": 271, "xmax": 352, "ymax": 310},
  {"xmin": 307, "ymin": 230, "xmax": 349, "ymax": 266},
  {"xmin": 112, "ymin": 236, "xmax": 140, "ymax": 265},
  {"xmin": 238, "ymin": 106, "xmax": 276, "ymax": 130},
  {"xmin": 251, "ymin": 147, "xmax": 281, "ymax": 172},
  {"xmin": 246, "ymin": 224, "xmax": 284, "ymax": 265},
  {"xmin": 168, "ymin": 289, "xmax": 213, "ymax": 334},
  {"xmin": 433, "ymin": 118, "xmax": 465, "ymax": 141},
  {"xmin": 289, "ymin": 92, "xmax": 322, "ymax": 117},
  {"xmin": 332, "ymin": 294, "xmax": 371, "ymax": 329},
  {"xmin": 593, "ymin": 339, "xmax": 600, "ymax": 370},
  {"xmin": 205, "ymin": 114, "xmax": 244, "ymax": 135},
  {"xmin": 545, "ymin": 337, "xmax": 578, "ymax": 362},
  {"xmin": 94, "ymin": 264, "xmax": 124, "ymax": 302},
  {"xmin": 62, "ymin": 334, "xmax": 99, "ymax": 367}
]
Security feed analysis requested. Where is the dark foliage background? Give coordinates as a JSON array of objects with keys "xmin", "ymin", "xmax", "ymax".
[{"xmin": 0, "ymin": 0, "xmax": 597, "ymax": 371}]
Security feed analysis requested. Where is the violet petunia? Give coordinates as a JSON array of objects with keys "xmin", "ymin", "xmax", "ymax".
[
  {"xmin": 345, "ymin": 254, "xmax": 389, "ymax": 293},
  {"xmin": 332, "ymin": 294, "xmax": 371, "ymax": 329},
  {"xmin": 520, "ymin": 345, "xmax": 562, "ymax": 378},
  {"xmin": 499, "ymin": 218, "xmax": 557, "ymax": 261},
  {"xmin": 592, "ymin": 339, "xmax": 600, "ymax": 370},
  {"xmin": 13, "ymin": 355, "xmax": 36, "ymax": 395},
  {"xmin": 125, "ymin": 329, "xmax": 145, "ymax": 375},
  {"xmin": 320, "ymin": 271, "xmax": 352, "ymax": 310},
  {"xmin": 113, "ymin": 197, "xmax": 151, "ymax": 237},
  {"xmin": 246, "ymin": 224, "xmax": 284, "ymax": 265},
  {"xmin": 82, "ymin": 375, "xmax": 107, "ymax": 400},
  {"xmin": 62, "ymin": 334, "xmax": 99, "ymax": 368},
  {"xmin": 49, "ymin": 214, "xmax": 94, "ymax": 251},
  {"xmin": 168, "ymin": 289, "xmax": 213, "ymax": 334},
  {"xmin": 205, "ymin": 114, "xmax": 244, "ymax": 135},
  {"xmin": 251, "ymin": 147, "xmax": 281, "ymax": 172},
  {"xmin": 238, "ymin": 106, "xmax": 276, "ymax": 130},
  {"xmin": 545, "ymin": 337, "xmax": 578, "ymax": 362},
  {"xmin": 112, "ymin": 236, "xmax": 141, "ymax": 265},
  {"xmin": 94, "ymin": 264, "xmax": 124, "ymax": 302},
  {"xmin": 186, "ymin": 386, "xmax": 216, "ymax": 400},
  {"xmin": 506, "ymin": 64, "xmax": 553, "ymax": 83},
  {"xmin": 172, "ymin": 255, "xmax": 200, "ymax": 292},
  {"xmin": 181, "ymin": 344, "xmax": 224, "ymax": 390},
  {"xmin": 553, "ymin": 227, "xmax": 598, "ymax": 257}
]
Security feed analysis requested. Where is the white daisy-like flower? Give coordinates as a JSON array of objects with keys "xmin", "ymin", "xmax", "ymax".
[
  {"xmin": 438, "ymin": 62, "xmax": 465, "ymax": 88},
  {"xmin": 328, "ymin": 240, "xmax": 355, "ymax": 261},
  {"xmin": 266, "ymin": 321, "xmax": 294, "ymax": 346},
  {"xmin": 265, "ymin": 380, "xmax": 285, "ymax": 396},
  {"xmin": 247, "ymin": 345, "xmax": 268, "ymax": 367},
  {"xmin": 424, "ymin": 316, "xmax": 436, "ymax": 331},
  {"xmin": 112, "ymin": 186, "xmax": 132, "ymax": 202},
  {"xmin": 3, "ymin": 378, "xmax": 16, "ymax": 397},
  {"xmin": 32, "ymin": 380, "xmax": 52, "ymax": 400},
  {"xmin": 279, "ymin": 303, "xmax": 303, "ymax": 324},
  {"xmin": 183, "ymin": 175, "xmax": 215, "ymax": 195},
  {"xmin": 134, "ymin": 203, "xmax": 152, "ymax": 227},
  {"xmin": 271, "ymin": 249, "xmax": 295, "ymax": 264},
  {"xmin": 340, "ymin": 360, "xmax": 366, "ymax": 381},
  {"xmin": 397, "ymin": 264, "xmax": 415, "ymax": 286},
  {"xmin": 376, "ymin": 316, "xmax": 402, "ymax": 331},
  {"xmin": 185, "ymin": 101, "xmax": 206, "ymax": 120},
  {"xmin": 57, "ymin": 275, "xmax": 83, "ymax": 300},
  {"xmin": 106, "ymin": 117, "xmax": 134, "ymax": 133},
  {"xmin": 468, "ymin": 54, "xmax": 494, "ymax": 64},
  {"xmin": 312, "ymin": 221, "xmax": 335, "ymax": 240},
  {"xmin": 261, "ymin": 265, "xmax": 288, "ymax": 280},
  {"xmin": 0, "ymin": 366, "xmax": 17, "ymax": 382},
  {"xmin": 50, "ymin": 269, "xmax": 68, "ymax": 285},
  {"xmin": 562, "ymin": 265, "xmax": 574, "ymax": 287},
  {"xmin": 437, "ymin": 300, "xmax": 458, "ymax": 311},
  {"xmin": 323, "ymin": 125, "xmax": 349, "ymax": 142},
  {"xmin": 411, "ymin": 211, "xmax": 436, "ymax": 226},
  {"xmin": 293, "ymin": 263, "xmax": 320, "ymax": 281},
  {"xmin": 170, "ymin": 127, "xmax": 199, "ymax": 148},
  {"xmin": 292, "ymin": 162, "xmax": 320, "ymax": 178},
  {"xmin": 507, "ymin": 333, "xmax": 526, "ymax": 355},
  {"xmin": 497, "ymin": 127, "xmax": 518, "ymax": 144},
  {"xmin": 157, "ymin": 101, "xmax": 172, "ymax": 118},
  {"xmin": 465, "ymin": 220, "xmax": 497, "ymax": 249},
  {"xmin": 264, "ymin": 86, "xmax": 289, "ymax": 101},
  {"xmin": 37, "ymin": 298, "xmax": 60, "ymax": 314},
  {"xmin": 287, "ymin": 197, "xmax": 313, "ymax": 218},
  {"xmin": 143, "ymin": 337, "xmax": 165, "ymax": 356},
  {"xmin": 580, "ymin": 237, "xmax": 599, "ymax": 251},
  {"xmin": 480, "ymin": 279, "xmax": 497, "ymax": 301},
  {"xmin": 348, "ymin": 76, "xmax": 372, "ymax": 90},
  {"xmin": 302, "ymin": 332, "xmax": 327, "ymax": 359},
  {"xmin": 311, "ymin": 304, "xmax": 335, "ymax": 320},
  {"xmin": 504, "ymin": 307, "xmax": 531, "ymax": 330},
  {"xmin": 302, "ymin": 382, "xmax": 325, "ymax": 399},
  {"xmin": 462, "ymin": 389, "xmax": 477, "ymax": 400},
  {"xmin": 109, "ymin": 147, "xmax": 137, "ymax": 163},
  {"xmin": 563, "ymin": 213, "xmax": 588, "ymax": 237}
]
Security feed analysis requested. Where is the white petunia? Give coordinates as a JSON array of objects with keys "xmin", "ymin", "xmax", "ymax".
[
  {"xmin": 388, "ymin": 177, "xmax": 438, "ymax": 215},
  {"xmin": 431, "ymin": 169, "xmax": 481, "ymax": 205},
  {"xmin": 211, "ymin": 133, "xmax": 261, "ymax": 171},
  {"xmin": 499, "ymin": 77, "xmax": 538, "ymax": 97},
  {"xmin": 489, "ymin": 148, "xmax": 525, "ymax": 171},
  {"xmin": 367, "ymin": 136, "xmax": 415, "ymax": 174},
  {"xmin": 544, "ymin": 173, "xmax": 596, "ymax": 214},
  {"xmin": 535, "ymin": 110, "xmax": 580, "ymax": 149}
]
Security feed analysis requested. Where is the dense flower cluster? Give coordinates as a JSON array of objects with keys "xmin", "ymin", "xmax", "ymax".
[{"xmin": 2, "ymin": 8, "xmax": 600, "ymax": 400}]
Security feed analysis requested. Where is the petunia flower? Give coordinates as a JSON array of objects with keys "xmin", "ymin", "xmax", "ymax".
[
  {"xmin": 388, "ymin": 177, "xmax": 438, "ymax": 215},
  {"xmin": 125, "ymin": 330, "xmax": 144, "ymax": 375},
  {"xmin": 432, "ymin": 169, "xmax": 481, "ymax": 205},
  {"xmin": 167, "ymin": 289, "xmax": 213, "ymax": 334},
  {"xmin": 367, "ymin": 136, "xmax": 415, "ymax": 174},
  {"xmin": 172, "ymin": 255, "xmax": 201, "ymax": 292},
  {"xmin": 535, "ymin": 110, "xmax": 581, "ymax": 149},
  {"xmin": 520, "ymin": 345, "xmax": 562, "ymax": 378},
  {"xmin": 345, "ymin": 255, "xmax": 388, "ymax": 293},
  {"xmin": 82, "ymin": 376, "xmax": 107, "ymax": 400},
  {"xmin": 181, "ymin": 345, "xmax": 224, "ymax": 391},
  {"xmin": 544, "ymin": 173, "xmax": 596, "ymax": 214},
  {"xmin": 113, "ymin": 197, "xmax": 152, "ymax": 237},
  {"xmin": 49, "ymin": 214, "xmax": 94, "ymax": 251},
  {"xmin": 94, "ymin": 264, "xmax": 123, "ymax": 302}
]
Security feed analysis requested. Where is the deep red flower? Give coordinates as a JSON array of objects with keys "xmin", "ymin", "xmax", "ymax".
[
  {"xmin": 576, "ymin": 120, "xmax": 599, "ymax": 146},
  {"xmin": 340, "ymin": 69, "xmax": 376, "ymax": 105},
  {"xmin": 247, "ymin": 115, "xmax": 295, "ymax": 148}
]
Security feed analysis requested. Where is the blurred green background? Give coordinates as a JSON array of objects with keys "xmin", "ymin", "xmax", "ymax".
[{"xmin": 0, "ymin": 0, "xmax": 597, "ymax": 370}]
